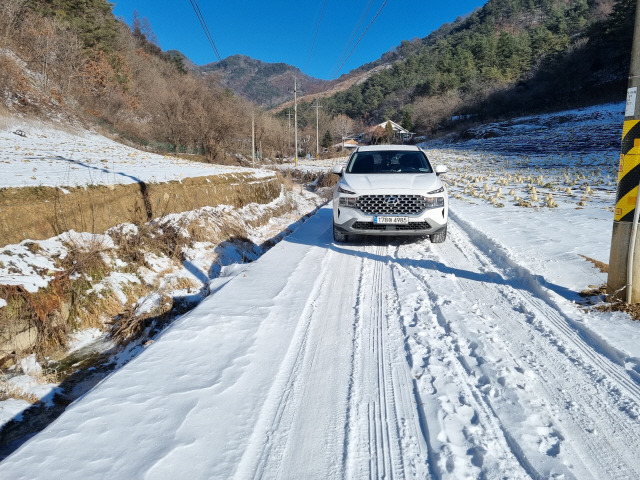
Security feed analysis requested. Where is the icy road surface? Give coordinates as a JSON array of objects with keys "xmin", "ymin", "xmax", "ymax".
[{"xmin": 3, "ymin": 206, "xmax": 640, "ymax": 479}]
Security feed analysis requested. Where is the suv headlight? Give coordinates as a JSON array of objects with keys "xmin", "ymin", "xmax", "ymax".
[
  {"xmin": 337, "ymin": 184, "xmax": 358, "ymax": 207},
  {"xmin": 339, "ymin": 196, "xmax": 357, "ymax": 207},
  {"xmin": 424, "ymin": 197, "xmax": 445, "ymax": 208},
  {"xmin": 338, "ymin": 185, "xmax": 356, "ymax": 195},
  {"xmin": 427, "ymin": 186, "xmax": 444, "ymax": 195}
]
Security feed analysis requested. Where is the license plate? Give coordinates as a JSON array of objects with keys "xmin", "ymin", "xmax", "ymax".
[{"xmin": 374, "ymin": 216, "xmax": 409, "ymax": 224}]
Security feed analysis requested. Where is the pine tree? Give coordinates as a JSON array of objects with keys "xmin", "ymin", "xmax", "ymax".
[{"xmin": 321, "ymin": 130, "xmax": 333, "ymax": 149}]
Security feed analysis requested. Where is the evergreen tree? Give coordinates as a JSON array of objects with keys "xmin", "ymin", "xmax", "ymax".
[
  {"xmin": 31, "ymin": 0, "xmax": 120, "ymax": 50},
  {"xmin": 401, "ymin": 107, "xmax": 413, "ymax": 131},
  {"xmin": 321, "ymin": 130, "xmax": 333, "ymax": 149}
]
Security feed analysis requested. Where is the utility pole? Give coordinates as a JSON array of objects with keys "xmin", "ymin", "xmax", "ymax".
[
  {"xmin": 294, "ymin": 78, "xmax": 298, "ymax": 166},
  {"xmin": 609, "ymin": 0, "xmax": 640, "ymax": 302},
  {"xmin": 251, "ymin": 112, "xmax": 255, "ymax": 167},
  {"xmin": 286, "ymin": 109, "xmax": 293, "ymax": 153},
  {"xmin": 312, "ymin": 99, "xmax": 322, "ymax": 157}
]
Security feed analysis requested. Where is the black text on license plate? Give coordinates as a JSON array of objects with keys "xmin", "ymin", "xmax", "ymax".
[{"xmin": 374, "ymin": 216, "xmax": 409, "ymax": 224}]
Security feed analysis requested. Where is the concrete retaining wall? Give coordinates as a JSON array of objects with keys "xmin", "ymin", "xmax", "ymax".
[{"xmin": 0, "ymin": 172, "xmax": 281, "ymax": 246}]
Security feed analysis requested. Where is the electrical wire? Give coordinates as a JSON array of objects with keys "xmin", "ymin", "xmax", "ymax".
[
  {"xmin": 329, "ymin": 0, "xmax": 376, "ymax": 79},
  {"xmin": 188, "ymin": 0, "xmax": 222, "ymax": 62},
  {"xmin": 331, "ymin": 0, "xmax": 388, "ymax": 79},
  {"xmin": 305, "ymin": 0, "xmax": 328, "ymax": 72}
]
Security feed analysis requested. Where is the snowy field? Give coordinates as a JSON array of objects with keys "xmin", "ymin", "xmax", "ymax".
[
  {"xmin": 3, "ymin": 103, "xmax": 640, "ymax": 479},
  {"xmin": 0, "ymin": 118, "xmax": 271, "ymax": 188},
  {"xmin": 427, "ymin": 103, "xmax": 621, "ymax": 290}
]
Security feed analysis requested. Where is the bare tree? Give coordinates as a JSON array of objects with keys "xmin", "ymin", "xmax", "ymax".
[
  {"xmin": 413, "ymin": 91, "xmax": 463, "ymax": 134},
  {"xmin": 0, "ymin": 0, "xmax": 27, "ymax": 47},
  {"xmin": 331, "ymin": 114, "xmax": 355, "ymax": 145}
]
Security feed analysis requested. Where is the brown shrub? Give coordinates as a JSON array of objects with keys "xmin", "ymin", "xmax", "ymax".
[
  {"xmin": 0, "ymin": 54, "xmax": 31, "ymax": 100},
  {"xmin": 0, "ymin": 278, "xmax": 70, "ymax": 361}
]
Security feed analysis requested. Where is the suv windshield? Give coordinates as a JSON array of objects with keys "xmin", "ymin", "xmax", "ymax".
[{"xmin": 346, "ymin": 150, "xmax": 433, "ymax": 174}]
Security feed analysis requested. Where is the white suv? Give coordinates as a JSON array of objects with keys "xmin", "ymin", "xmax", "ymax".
[{"xmin": 331, "ymin": 145, "xmax": 448, "ymax": 243}]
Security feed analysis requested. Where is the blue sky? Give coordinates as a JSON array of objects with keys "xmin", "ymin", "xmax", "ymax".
[{"xmin": 111, "ymin": 1, "xmax": 487, "ymax": 80}]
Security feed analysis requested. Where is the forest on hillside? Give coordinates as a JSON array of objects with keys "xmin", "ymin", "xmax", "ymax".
[
  {"xmin": 0, "ymin": 0, "xmax": 635, "ymax": 159},
  {"xmin": 0, "ymin": 0, "xmax": 292, "ymax": 161},
  {"xmin": 309, "ymin": 0, "xmax": 634, "ymax": 135}
]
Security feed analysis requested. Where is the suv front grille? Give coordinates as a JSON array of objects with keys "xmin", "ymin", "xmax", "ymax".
[
  {"xmin": 356, "ymin": 195, "xmax": 427, "ymax": 215},
  {"xmin": 353, "ymin": 221, "xmax": 431, "ymax": 231}
]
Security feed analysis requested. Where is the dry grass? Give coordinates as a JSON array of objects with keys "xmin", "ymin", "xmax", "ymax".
[
  {"xmin": 61, "ymin": 238, "xmax": 110, "ymax": 278},
  {"xmin": 0, "ymin": 379, "xmax": 38, "ymax": 404},
  {"xmin": 186, "ymin": 221, "xmax": 216, "ymax": 243},
  {"xmin": 579, "ymin": 283, "xmax": 640, "ymax": 321},
  {"xmin": 168, "ymin": 276, "xmax": 198, "ymax": 291},
  {"xmin": 108, "ymin": 293, "xmax": 174, "ymax": 345},
  {"xmin": 579, "ymin": 254, "xmax": 609, "ymax": 273},
  {"xmin": 111, "ymin": 222, "xmax": 191, "ymax": 264},
  {"xmin": 275, "ymin": 170, "xmax": 297, "ymax": 192},
  {"xmin": 0, "ymin": 279, "xmax": 70, "ymax": 361},
  {"xmin": 593, "ymin": 295, "xmax": 640, "ymax": 321},
  {"xmin": 275, "ymin": 168, "xmax": 338, "ymax": 202},
  {"xmin": 74, "ymin": 294, "xmax": 122, "ymax": 329}
]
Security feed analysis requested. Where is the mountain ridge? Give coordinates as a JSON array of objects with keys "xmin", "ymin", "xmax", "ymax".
[{"xmin": 200, "ymin": 54, "xmax": 330, "ymax": 108}]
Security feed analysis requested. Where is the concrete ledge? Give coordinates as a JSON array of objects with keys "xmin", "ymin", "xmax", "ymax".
[{"xmin": 0, "ymin": 172, "xmax": 281, "ymax": 246}]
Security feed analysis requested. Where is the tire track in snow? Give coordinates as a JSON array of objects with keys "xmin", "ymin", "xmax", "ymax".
[
  {"xmin": 345, "ymin": 243, "xmax": 430, "ymax": 480},
  {"xmin": 394, "ymin": 213, "xmax": 640, "ymax": 479},
  {"xmin": 389, "ymin": 245, "xmax": 531, "ymax": 479},
  {"xmin": 442, "ymin": 214, "xmax": 640, "ymax": 478},
  {"xmin": 233, "ymin": 245, "xmax": 358, "ymax": 480},
  {"xmin": 450, "ymin": 210, "xmax": 640, "ymax": 404}
]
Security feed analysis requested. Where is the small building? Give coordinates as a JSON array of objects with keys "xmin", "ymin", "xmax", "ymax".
[{"xmin": 333, "ymin": 139, "xmax": 360, "ymax": 151}]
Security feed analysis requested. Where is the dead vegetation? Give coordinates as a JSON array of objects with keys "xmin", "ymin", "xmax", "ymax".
[
  {"xmin": 575, "ymin": 257, "xmax": 640, "ymax": 319},
  {"xmin": 579, "ymin": 254, "xmax": 609, "ymax": 274},
  {"xmin": 595, "ymin": 300, "xmax": 640, "ymax": 321},
  {"xmin": 578, "ymin": 281, "xmax": 640, "ymax": 322},
  {"xmin": 0, "ymin": 171, "xmax": 323, "ymax": 373},
  {"xmin": 108, "ymin": 292, "xmax": 175, "ymax": 346},
  {"xmin": 276, "ymin": 169, "xmax": 339, "ymax": 201},
  {"xmin": 0, "ymin": 379, "xmax": 38, "ymax": 404}
]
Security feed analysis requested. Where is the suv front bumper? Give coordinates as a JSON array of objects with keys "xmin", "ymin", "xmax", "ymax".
[{"xmin": 333, "ymin": 206, "xmax": 447, "ymax": 237}]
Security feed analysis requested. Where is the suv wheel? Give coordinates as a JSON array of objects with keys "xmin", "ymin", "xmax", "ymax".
[
  {"xmin": 430, "ymin": 225, "xmax": 447, "ymax": 243},
  {"xmin": 333, "ymin": 223, "xmax": 348, "ymax": 242}
]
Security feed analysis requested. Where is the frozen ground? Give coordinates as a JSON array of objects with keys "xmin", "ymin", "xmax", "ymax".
[
  {"xmin": 0, "ymin": 118, "xmax": 271, "ymax": 188},
  {"xmin": 2, "ymin": 103, "xmax": 640, "ymax": 479}
]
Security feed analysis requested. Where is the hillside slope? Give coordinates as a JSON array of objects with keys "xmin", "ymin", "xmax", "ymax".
[
  {"xmin": 316, "ymin": 0, "xmax": 632, "ymax": 133},
  {"xmin": 200, "ymin": 55, "xmax": 329, "ymax": 107}
]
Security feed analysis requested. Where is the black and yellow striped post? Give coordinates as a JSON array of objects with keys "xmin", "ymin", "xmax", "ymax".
[{"xmin": 609, "ymin": 0, "xmax": 640, "ymax": 301}]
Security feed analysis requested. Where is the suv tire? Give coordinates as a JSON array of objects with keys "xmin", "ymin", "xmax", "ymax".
[
  {"xmin": 430, "ymin": 225, "xmax": 447, "ymax": 243},
  {"xmin": 333, "ymin": 223, "xmax": 348, "ymax": 242}
]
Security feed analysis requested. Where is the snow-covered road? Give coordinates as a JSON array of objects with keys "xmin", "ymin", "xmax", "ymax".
[{"xmin": 3, "ymin": 203, "xmax": 640, "ymax": 479}]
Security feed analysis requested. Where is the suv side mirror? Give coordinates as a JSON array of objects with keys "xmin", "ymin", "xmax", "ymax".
[
  {"xmin": 332, "ymin": 164, "xmax": 344, "ymax": 177},
  {"xmin": 435, "ymin": 164, "xmax": 448, "ymax": 176}
]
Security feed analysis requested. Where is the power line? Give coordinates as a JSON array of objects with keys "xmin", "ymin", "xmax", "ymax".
[
  {"xmin": 331, "ymin": 0, "xmax": 388, "ymax": 80},
  {"xmin": 330, "ymin": 0, "xmax": 376, "ymax": 79},
  {"xmin": 188, "ymin": 0, "xmax": 221, "ymax": 62},
  {"xmin": 305, "ymin": 0, "xmax": 328, "ymax": 71}
]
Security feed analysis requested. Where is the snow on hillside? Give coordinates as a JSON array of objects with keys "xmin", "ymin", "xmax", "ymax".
[
  {"xmin": 3, "ymin": 104, "xmax": 640, "ymax": 479},
  {"xmin": 0, "ymin": 117, "xmax": 271, "ymax": 188}
]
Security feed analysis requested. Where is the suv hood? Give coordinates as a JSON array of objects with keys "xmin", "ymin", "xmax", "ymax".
[{"xmin": 343, "ymin": 173, "xmax": 442, "ymax": 193}]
